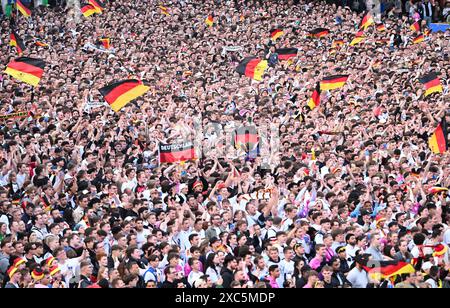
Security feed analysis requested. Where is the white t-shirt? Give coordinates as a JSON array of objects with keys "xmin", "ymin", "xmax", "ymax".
[{"xmin": 136, "ymin": 229, "xmax": 151, "ymax": 248}]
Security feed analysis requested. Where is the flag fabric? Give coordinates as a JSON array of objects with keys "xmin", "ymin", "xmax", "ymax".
[
  {"xmin": 159, "ymin": 142, "xmax": 196, "ymax": 163},
  {"xmin": 308, "ymin": 28, "xmax": 330, "ymax": 38},
  {"xmin": 99, "ymin": 37, "xmax": 110, "ymax": 49},
  {"xmin": 205, "ymin": 15, "xmax": 214, "ymax": 27},
  {"xmin": 235, "ymin": 57, "xmax": 268, "ymax": 81},
  {"xmin": 428, "ymin": 118, "xmax": 448, "ymax": 154},
  {"xmin": 81, "ymin": 5, "xmax": 97, "ymax": 17},
  {"xmin": 159, "ymin": 5, "xmax": 169, "ymax": 15},
  {"xmin": 320, "ymin": 75, "xmax": 349, "ymax": 91},
  {"xmin": 424, "ymin": 28, "xmax": 431, "ymax": 36},
  {"xmin": 332, "ymin": 40, "xmax": 344, "ymax": 48},
  {"xmin": 410, "ymin": 21, "xmax": 420, "ymax": 32},
  {"xmin": 275, "ymin": 48, "xmax": 298, "ymax": 60},
  {"xmin": 5, "ymin": 3, "xmax": 13, "ymax": 17},
  {"xmin": 99, "ymin": 79, "xmax": 150, "ymax": 112},
  {"xmin": 16, "ymin": 0, "xmax": 31, "ymax": 18},
  {"xmin": 4, "ymin": 57, "xmax": 45, "ymax": 87},
  {"xmin": 233, "ymin": 126, "xmax": 259, "ymax": 151},
  {"xmin": 10, "ymin": 31, "xmax": 26, "ymax": 55},
  {"xmin": 0, "ymin": 111, "xmax": 30, "ymax": 120},
  {"xmin": 375, "ymin": 38, "xmax": 389, "ymax": 45},
  {"xmin": 270, "ymin": 29, "xmax": 284, "ymax": 41},
  {"xmin": 307, "ymin": 82, "xmax": 321, "ymax": 110},
  {"xmin": 413, "ymin": 34, "xmax": 424, "ymax": 44},
  {"xmin": 35, "ymin": 41, "xmax": 49, "ymax": 47},
  {"xmin": 419, "ymin": 72, "xmax": 443, "ymax": 97},
  {"xmin": 376, "ymin": 23, "xmax": 386, "ymax": 31},
  {"xmin": 428, "ymin": 186, "xmax": 449, "ymax": 194},
  {"xmin": 359, "ymin": 12, "xmax": 374, "ymax": 30},
  {"xmin": 88, "ymin": 0, "xmax": 104, "ymax": 13},
  {"xmin": 355, "ymin": 30, "xmax": 364, "ymax": 37},
  {"xmin": 37, "ymin": 0, "xmax": 48, "ymax": 6},
  {"xmin": 363, "ymin": 261, "xmax": 415, "ymax": 280},
  {"xmin": 350, "ymin": 36, "xmax": 365, "ymax": 46}
]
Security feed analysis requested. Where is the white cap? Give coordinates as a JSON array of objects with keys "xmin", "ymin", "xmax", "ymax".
[{"xmin": 422, "ymin": 261, "xmax": 432, "ymax": 271}]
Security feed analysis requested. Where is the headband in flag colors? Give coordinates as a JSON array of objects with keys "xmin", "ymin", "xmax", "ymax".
[
  {"xmin": 428, "ymin": 186, "xmax": 448, "ymax": 194},
  {"xmin": 81, "ymin": 5, "xmax": 97, "ymax": 17},
  {"xmin": 307, "ymin": 82, "xmax": 321, "ymax": 110},
  {"xmin": 320, "ymin": 74, "xmax": 349, "ymax": 91},
  {"xmin": 7, "ymin": 266, "xmax": 19, "ymax": 279},
  {"xmin": 235, "ymin": 57, "xmax": 268, "ymax": 81},
  {"xmin": 99, "ymin": 79, "xmax": 150, "ymax": 112},
  {"xmin": 4, "ymin": 57, "xmax": 45, "ymax": 87},
  {"xmin": 350, "ymin": 36, "xmax": 365, "ymax": 46},
  {"xmin": 31, "ymin": 268, "xmax": 44, "ymax": 280},
  {"xmin": 10, "ymin": 31, "xmax": 26, "ymax": 55},
  {"xmin": 332, "ymin": 40, "xmax": 344, "ymax": 48},
  {"xmin": 363, "ymin": 261, "xmax": 415, "ymax": 280},
  {"xmin": 159, "ymin": 142, "xmax": 196, "ymax": 163},
  {"xmin": 428, "ymin": 118, "xmax": 448, "ymax": 154},
  {"xmin": 376, "ymin": 23, "xmax": 386, "ymax": 31},
  {"xmin": 359, "ymin": 12, "xmax": 374, "ymax": 30},
  {"xmin": 233, "ymin": 126, "xmax": 259, "ymax": 152},
  {"xmin": 410, "ymin": 21, "xmax": 420, "ymax": 32},
  {"xmin": 275, "ymin": 48, "xmax": 298, "ymax": 60},
  {"xmin": 16, "ymin": 0, "xmax": 31, "ymax": 18},
  {"xmin": 88, "ymin": 0, "xmax": 104, "ymax": 13},
  {"xmin": 99, "ymin": 37, "xmax": 111, "ymax": 49},
  {"xmin": 419, "ymin": 72, "xmax": 443, "ymax": 97},
  {"xmin": 49, "ymin": 266, "xmax": 61, "ymax": 276},
  {"xmin": 159, "ymin": 5, "xmax": 170, "ymax": 15},
  {"xmin": 413, "ymin": 34, "xmax": 424, "ymax": 44},
  {"xmin": 270, "ymin": 29, "xmax": 283, "ymax": 41},
  {"xmin": 205, "ymin": 15, "xmax": 213, "ymax": 27},
  {"xmin": 308, "ymin": 28, "xmax": 330, "ymax": 38}
]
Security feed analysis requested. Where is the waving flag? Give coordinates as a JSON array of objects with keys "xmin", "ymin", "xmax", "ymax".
[
  {"xmin": 81, "ymin": 5, "xmax": 97, "ymax": 17},
  {"xmin": 350, "ymin": 36, "xmax": 365, "ymax": 46},
  {"xmin": 4, "ymin": 57, "xmax": 45, "ymax": 87},
  {"xmin": 275, "ymin": 48, "xmax": 298, "ymax": 60},
  {"xmin": 99, "ymin": 79, "xmax": 150, "ymax": 112},
  {"xmin": 307, "ymin": 82, "xmax": 321, "ymax": 110},
  {"xmin": 359, "ymin": 12, "xmax": 374, "ymax": 30},
  {"xmin": 419, "ymin": 72, "xmax": 443, "ymax": 97},
  {"xmin": 376, "ymin": 23, "xmax": 386, "ymax": 32},
  {"xmin": 16, "ymin": 0, "xmax": 31, "ymax": 18},
  {"xmin": 88, "ymin": 0, "xmax": 104, "ymax": 13},
  {"xmin": 236, "ymin": 57, "xmax": 268, "ymax": 81},
  {"xmin": 159, "ymin": 142, "xmax": 196, "ymax": 163},
  {"xmin": 159, "ymin": 5, "xmax": 169, "ymax": 15},
  {"xmin": 270, "ymin": 28, "xmax": 284, "ymax": 41},
  {"xmin": 10, "ymin": 31, "xmax": 26, "ymax": 55},
  {"xmin": 205, "ymin": 15, "xmax": 214, "ymax": 27},
  {"xmin": 428, "ymin": 118, "xmax": 448, "ymax": 154},
  {"xmin": 363, "ymin": 261, "xmax": 415, "ymax": 280},
  {"xmin": 99, "ymin": 37, "xmax": 111, "ymax": 49},
  {"xmin": 410, "ymin": 21, "xmax": 420, "ymax": 32},
  {"xmin": 413, "ymin": 34, "xmax": 424, "ymax": 44},
  {"xmin": 320, "ymin": 75, "xmax": 349, "ymax": 91},
  {"xmin": 308, "ymin": 28, "xmax": 330, "ymax": 38}
]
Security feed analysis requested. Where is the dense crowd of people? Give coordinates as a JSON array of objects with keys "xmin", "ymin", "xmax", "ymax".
[{"xmin": 0, "ymin": 0, "xmax": 449, "ymax": 288}]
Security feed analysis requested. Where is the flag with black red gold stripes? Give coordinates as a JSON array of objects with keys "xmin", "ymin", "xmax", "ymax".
[
  {"xmin": 4, "ymin": 57, "xmax": 45, "ymax": 87},
  {"xmin": 99, "ymin": 79, "xmax": 150, "ymax": 112}
]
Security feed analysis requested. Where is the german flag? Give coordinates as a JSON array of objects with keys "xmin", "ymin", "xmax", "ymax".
[
  {"xmin": 159, "ymin": 142, "xmax": 196, "ymax": 163},
  {"xmin": 320, "ymin": 74, "xmax": 349, "ymax": 91},
  {"xmin": 376, "ymin": 23, "xmax": 386, "ymax": 32},
  {"xmin": 275, "ymin": 48, "xmax": 298, "ymax": 60},
  {"xmin": 359, "ymin": 12, "xmax": 374, "ymax": 30},
  {"xmin": 375, "ymin": 38, "xmax": 389, "ymax": 45},
  {"xmin": 355, "ymin": 30, "xmax": 364, "ymax": 37},
  {"xmin": 424, "ymin": 28, "xmax": 431, "ymax": 36},
  {"xmin": 308, "ymin": 28, "xmax": 330, "ymax": 38},
  {"xmin": 99, "ymin": 37, "xmax": 111, "ymax": 49},
  {"xmin": 99, "ymin": 79, "xmax": 150, "ymax": 112},
  {"xmin": 10, "ymin": 31, "xmax": 26, "ymax": 55},
  {"xmin": 4, "ymin": 57, "xmax": 45, "ymax": 87},
  {"xmin": 363, "ymin": 261, "xmax": 415, "ymax": 280},
  {"xmin": 428, "ymin": 186, "xmax": 449, "ymax": 194},
  {"xmin": 205, "ymin": 15, "xmax": 214, "ymax": 27},
  {"xmin": 270, "ymin": 29, "xmax": 284, "ymax": 41},
  {"xmin": 329, "ymin": 48, "xmax": 337, "ymax": 55},
  {"xmin": 235, "ymin": 57, "xmax": 268, "ymax": 81},
  {"xmin": 350, "ymin": 36, "xmax": 365, "ymax": 46},
  {"xmin": 159, "ymin": 5, "xmax": 170, "ymax": 15},
  {"xmin": 419, "ymin": 72, "xmax": 443, "ymax": 97},
  {"xmin": 16, "ymin": 0, "xmax": 31, "ymax": 18},
  {"xmin": 428, "ymin": 118, "xmax": 448, "ymax": 154},
  {"xmin": 88, "ymin": 0, "xmax": 104, "ymax": 13},
  {"xmin": 233, "ymin": 126, "xmax": 259, "ymax": 151},
  {"xmin": 332, "ymin": 40, "xmax": 344, "ymax": 48},
  {"xmin": 410, "ymin": 21, "xmax": 420, "ymax": 32},
  {"xmin": 35, "ymin": 41, "xmax": 49, "ymax": 48},
  {"xmin": 307, "ymin": 82, "xmax": 321, "ymax": 110},
  {"xmin": 413, "ymin": 34, "xmax": 424, "ymax": 44},
  {"xmin": 81, "ymin": 5, "xmax": 96, "ymax": 17}
]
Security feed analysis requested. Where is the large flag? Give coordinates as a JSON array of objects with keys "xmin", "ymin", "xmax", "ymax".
[
  {"xmin": 159, "ymin": 142, "xmax": 196, "ymax": 163},
  {"xmin": 413, "ymin": 34, "xmax": 424, "ymax": 44},
  {"xmin": 4, "ymin": 57, "xmax": 45, "ymax": 87},
  {"xmin": 88, "ymin": 0, "xmax": 104, "ymax": 13},
  {"xmin": 236, "ymin": 57, "xmax": 268, "ymax": 81},
  {"xmin": 233, "ymin": 126, "xmax": 259, "ymax": 152},
  {"xmin": 419, "ymin": 72, "xmax": 443, "ymax": 97},
  {"xmin": 270, "ymin": 28, "xmax": 284, "ymax": 41},
  {"xmin": 275, "ymin": 48, "xmax": 298, "ymax": 60},
  {"xmin": 410, "ymin": 21, "xmax": 420, "ymax": 32},
  {"xmin": 363, "ymin": 261, "xmax": 415, "ymax": 280},
  {"xmin": 81, "ymin": 5, "xmax": 97, "ymax": 17},
  {"xmin": 307, "ymin": 82, "xmax": 321, "ymax": 110},
  {"xmin": 308, "ymin": 28, "xmax": 330, "ymax": 38},
  {"xmin": 320, "ymin": 74, "xmax": 349, "ymax": 91},
  {"xmin": 428, "ymin": 118, "xmax": 448, "ymax": 154},
  {"xmin": 10, "ymin": 31, "xmax": 26, "ymax": 55},
  {"xmin": 16, "ymin": 0, "xmax": 31, "ymax": 18},
  {"xmin": 205, "ymin": 15, "xmax": 214, "ymax": 27},
  {"xmin": 350, "ymin": 36, "xmax": 365, "ymax": 46},
  {"xmin": 99, "ymin": 79, "xmax": 150, "ymax": 112},
  {"xmin": 359, "ymin": 12, "xmax": 374, "ymax": 30}
]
